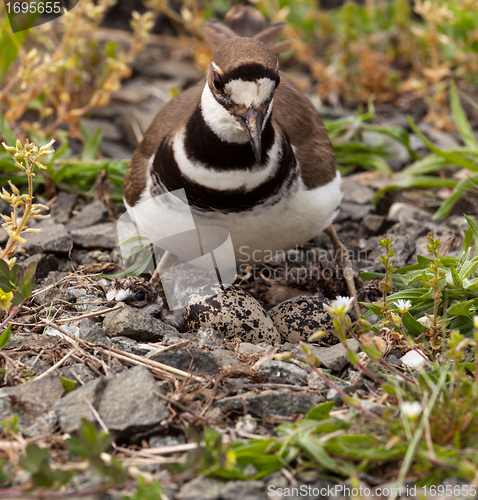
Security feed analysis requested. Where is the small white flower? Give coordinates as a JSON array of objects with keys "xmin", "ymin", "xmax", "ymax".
[
  {"xmin": 400, "ymin": 401, "xmax": 423, "ymax": 420},
  {"xmin": 394, "ymin": 299, "xmax": 412, "ymax": 313},
  {"xmin": 327, "ymin": 296, "xmax": 354, "ymax": 316}
]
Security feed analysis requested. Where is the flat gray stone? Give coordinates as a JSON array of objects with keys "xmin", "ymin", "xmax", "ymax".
[
  {"xmin": 335, "ymin": 202, "xmax": 374, "ymax": 222},
  {"xmin": 0, "ymin": 375, "xmax": 64, "ymax": 438},
  {"xmin": 59, "ymin": 363, "xmax": 97, "ymax": 385},
  {"xmin": 176, "ymin": 476, "xmax": 226, "ymax": 500},
  {"xmin": 152, "ymin": 346, "xmax": 220, "ymax": 376},
  {"xmin": 217, "ymin": 390, "xmax": 322, "ymax": 418},
  {"xmin": 294, "ymin": 339, "xmax": 359, "ymax": 372},
  {"xmin": 66, "ymin": 200, "xmax": 108, "ymax": 231},
  {"xmin": 55, "ymin": 365, "xmax": 170, "ymax": 437},
  {"xmin": 69, "ymin": 222, "xmax": 117, "ymax": 249},
  {"xmin": 388, "ymin": 202, "xmax": 433, "ymax": 223},
  {"xmin": 23, "ymin": 223, "xmax": 73, "ymax": 254},
  {"xmin": 341, "ymin": 178, "xmax": 376, "ymax": 204},
  {"xmin": 210, "ymin": 348, "xmax": 243, "ymax": 370},
  {"xmin": 258, "ymin": 360, "xmax": 308, "ymax": 386},
  {"xmin": 22, "ymin": 253, "xmax": 59, "ymax": 280},
  {"xmin": 78, "ymin": 318, "xmax": 109, "ymax": 344},
  {"xmin": 50, "ymin": 192, "xmax": 78, "ymax": 224},
  {"xmin": 103, "ymin": 304, "xmax": 178, "ymax": 342}
]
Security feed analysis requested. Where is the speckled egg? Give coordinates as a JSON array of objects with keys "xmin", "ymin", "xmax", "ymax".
[
  {"xmin": 268, "ymin": 295, "xmax": 338, "ymax": 344},
  {"xmin": 184, "ymin": 284, "xmax": 281, "ymax": 344}
]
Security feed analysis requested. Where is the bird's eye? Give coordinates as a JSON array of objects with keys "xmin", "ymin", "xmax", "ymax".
[
  {"xmin": 135, "ymin": 291, "xmax": 146, "ymax": 301},
  {"xmin": 275, "ymin": 76, "xmax": 280, "ymax": 89},
  {"xmin": 213, "ymin": 72, "xmax": 225, "ymax": 95}
]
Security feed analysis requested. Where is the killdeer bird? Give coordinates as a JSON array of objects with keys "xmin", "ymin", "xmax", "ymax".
[{"xmin": 123, "ymin": 6, "xmax": 360, "ymax": 319}]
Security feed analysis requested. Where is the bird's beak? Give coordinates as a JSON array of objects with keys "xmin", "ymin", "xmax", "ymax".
[{"xmin": 237, "ymin": 107, "xmax": 265, "ymax": 163}]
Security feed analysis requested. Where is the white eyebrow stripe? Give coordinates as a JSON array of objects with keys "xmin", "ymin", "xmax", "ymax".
[{"xmin": 225, "ymin": 78, "xmax": 275, "ymax": 107}]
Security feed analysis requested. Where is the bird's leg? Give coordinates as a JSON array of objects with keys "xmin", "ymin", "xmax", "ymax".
[
  {"xmin": 151, "ymin": 250, "xmax": 171, "ymax": 286},
  {"xmin": 324, "ymin": 224, "xmax": 362, "ymax": 321}
]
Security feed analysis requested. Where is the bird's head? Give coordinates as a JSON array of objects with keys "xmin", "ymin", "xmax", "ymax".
[
  {"xmin": 106, "ymin": 276, "xmax": 164, "ymax": 316},
  {"xmin": 207, "ymin": 37, "xmax": 280, "ymax": 163}
]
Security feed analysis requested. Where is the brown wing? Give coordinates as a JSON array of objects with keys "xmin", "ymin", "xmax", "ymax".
[
  {"xmin": 272, "ymin": 74, "xmax": 336, "ymax": 189},
  {"xmin": 124, "ymin": 81, "xmax": 205, "ymax": 206}
]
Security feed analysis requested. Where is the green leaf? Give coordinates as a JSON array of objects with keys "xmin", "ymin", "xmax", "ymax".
[
  {"xmin": 447, "ymin": 299, "xmax": 474, "ymax": 316},
  {"xmin": 433, "ymin": 173, "xmax": 478, "ymax": 220},
  {"xmin": 0, "ymin": 325, "xmax": 12, "ymax": 351},
  {"xmin": 0, "ymin": 113, "xmax": 16, "ymax": 147},
  {"xmin": 402, "ymin": 312, "xmax": 426, "ymax": 336},
  {"xmin": 22, "ymin": 261, "xmax": 37, "ymax": 299},
  {"xmin": 81, "ymin": 125, "xmax": 103, "ymax": 160},
  {"xmin": 450, "ymin": 81, "xmax": 478, "ymax": 152},
  {"xmin": 306, "ymin": 401, "xmax": 335, "ymax": 421},
  {"xmin": 59, "ymin": 377, "xmax": 77, "ymax": 394},
  {"xmin": 408, "ymin": 116, "xmax": 478, "ymax": 172},
  {"xmin": 374, "ymin": 175, "xmax": 457, "ymax": 204},
  {"xmin": 464, "ymin": 215, "xmax": 478, "ymax": 258}
]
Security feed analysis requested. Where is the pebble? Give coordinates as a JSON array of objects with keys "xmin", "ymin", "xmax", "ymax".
[
  {"xmin": 151, "ymin": 345, "xmax": 220, "ymax": 376},
  {"xmin": 66, "ymin": 200, "xmax": 108, "ymax": 231},
  {"xmin": 401, "ymin": 349, "xmax": 430, "ymax": 370},
  {"xmin": 50, "ymin": 192, "xmax": 78, "ymax": 224},
  {"xmin": 22, "ymin": 253, "xmax": 60, "ymax": 280},
  {"xmin": 103, "ymin": 304, "xmax": 178, "ymax": 342},
  {"xmin": 22, "ymin": 223, "xmax": 73, "ymax": 254},
  {"xmin": 55, "ymin": 365, "xmax": 170, "ymax": 437},
  {"xmin": 257, "ymin": 360, "xmax": 308, "ymax": 386},
  {"xmin": 0, "ymin": 375, "xmax": 64, "ymax": 438},
  {"xmin": 69, "ymin": 222, "xmax": 117, "ymax": 249},
  {"xmin": 217, "ymin": 390, "xmax": 323, "ymax": 418}
]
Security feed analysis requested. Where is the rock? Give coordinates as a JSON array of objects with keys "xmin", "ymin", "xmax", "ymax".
[
  {"xmin": 151, "ymin": 346, "xmax": 220, "ymax": 376},
  {"xmin": 66, "ymin": 200, "xmax": 108, "ymax": 231},
  {"xmin": 44, "ymin": 324, "xmax": 80, "ymax": 344},
  {"xmin": 82, "ymin": 118, "xmax": 123, "ymax": 142},
  {"xmin": 268, "ymin": 296, "xmax": 337, "ymax": 344},
  {"xmin": 103, "ymin": 304, "xmax": 178, "ymax": 342},
  {"xmin": 307, "ymin": 369, "xmax": 329, "ymax": 391},
  {"xmin": 358, "ymin": 399, "xmax": 388, "ymax": 416},
  {"xmin": 335, "ymin": 202, "xmax": 374, "ymax": 223},
  {"xmin": 0, "ymin": 227, "xmax": 8, "ymax": 246},
  {"xmin": 69, "ymin": 222, "xmax": 117, "ymax": 249},
  {"xmin": 59, "ymin": 363, "xmax": 97, "ymax": 385},
  {"xmin": 368, "ymin": 220, "xmax": 425, "ymax": 268},
  {"xmin": 176, "ymin": 476, "xmax": 226, "ymax": 500},
  {"xmin": 32, "ymin": 284, "xmax": 76, "ymax": 308},
  {"xmin": 257, "ymin": 360, "xmax": 308, "ymax": 386},
  {"xmin": 401, "ymin": 349, "xmax": 430, "ymax": 370},
  {"xmin": 149, "ymin": 434, "xmax": 186, "ymax": 448},
  {"xmin": 326, "ymin": 384, "xmax": 356, "ymax": 404},
  {"xmin": 418, "ymin": 123, "xmax": 460, "ymax": 150},
  {"xmin": 210, "ymin": 348, "xmax": 243, "ymax": 370},
  {"xmin": 56, "ymin": 365, "xmax": 170, "ymax": 438},
  {"xmin": 217, "ymin": 390, "xmax": 322, "ymax": 418},
  {"xmin": 360, "ymin": 214, "xmax": 389, "ymax": 237},
  {"xmin": 101, "ymin": 140, "xmax": 133, "ymax": 160},
  {"xmin": 111, "ymin": 336, "xmax": 147, "ymax": 355},
  {"xmin": 388, "ymin": 202, "xmax": 433, "ymax": 223},
  {"xmin": 78, "ymin": 318, "xmax": 109, "ymax": 344},
  {"xmin": 0, "ymin": 375, "xmax": 64, "ymax": 437},
  {"xmin": 23, "ymin": 223, "xmax": 73, "ymax": 254},
  {"xmin": 294, "ymin": 339, "xmax": 360, "ymax": 372},
  {"xmin": 362, "ymin": 130, "xmax": 411, "ymax": 171},
  {"xmin": 341, "ymin": 178, "xmax": 376, "ymax": 204},
  {"xmin": 197, "ymin": 327, "xmax": 227, "ymax": 347},
  {"xmin": 237, "ymin": 343, "xmax": 270, "ymax": 357},
  {"xmin": 50, "ymin": 192, "xmax": 78, "ymax": 224},
  {"xmin": 219, "ymin": 481, "xmax": 265, "ymax": 500},
  {"xmin": 75, "ymin": 294, "xmax": 104, "ymax": 321},
  {"xmin": 386, "ymin": 354, "xmax": 403, "ymax": 367},
  {"xmin": 22, "ymin": 253, "xmax": 60, "ymax": 280}
]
